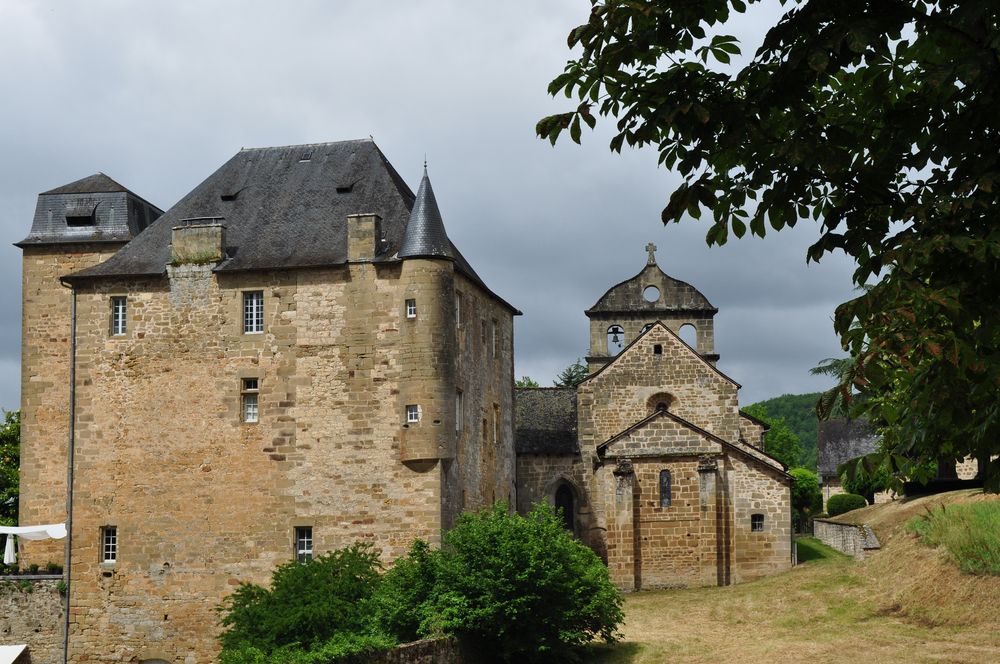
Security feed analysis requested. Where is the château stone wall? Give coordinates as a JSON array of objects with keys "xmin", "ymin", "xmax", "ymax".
[
  {"xmin": 0, "ymin": 578, "xmax": 64, "ymax": 664},
  {"xmin": 27, "ymin": 253, "xmax": 512, "ymax": 663},
  {"xmin": 18, "ymin": 244, "xmax": 126, "ymax": 567}
]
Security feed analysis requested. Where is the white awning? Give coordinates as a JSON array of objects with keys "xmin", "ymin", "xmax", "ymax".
[
  {"xmin": 0, "ymin": 524, "xmax": 67, "ymax": 540},
  {"xmin": 0, "ymin": 644, "xmax": 27, "ymax": 664},
  {"xmin": 1, "ymin": 524, "xmax": 67, "ymax": 565}
]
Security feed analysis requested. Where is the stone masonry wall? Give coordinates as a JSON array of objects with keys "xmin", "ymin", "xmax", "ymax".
[
  {"xmin": 813, "ymin": 519, "xmax": 880, "ymax": 560},
  {"xmin": 57, "ymin": 258, "xmax": 513, "ymax": 663},
  {"xmin": 727, "ymin": 454, "xmax": 793, "ymax": 583},
  {"xmin": 19, "ymin": 244, "xmax": 126, "ymax": 567},
  {"xmin": 0, "ymin": 578, "xmax": 64, "ymax": 664}
]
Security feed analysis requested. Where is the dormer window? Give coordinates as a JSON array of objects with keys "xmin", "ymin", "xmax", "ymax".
[{"xmin": 65, "ymin": 201, "xmax": 97, "ymax": 226}]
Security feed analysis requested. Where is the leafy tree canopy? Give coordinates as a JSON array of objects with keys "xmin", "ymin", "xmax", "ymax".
[
  {"xmin": 515, "ymin": 376, "xmax": 540, "ymax": 388},
  {"xmin": 741, "ymin": 403, "xmax": 803, "ymax": 469},
  {"xmin": 0, "ymin": 411, "xmax": 19, "ymax": 526},
  {"xmin": 748, "ymin": 393, "xmax": 821, "ymax": 469},
  {"xmin": 789, "ymin": 467, "xmax": 823, "ymax": 531},
  {"xmin": 539, "ymin": 1, "xmax": 1000, "ymax": 490},
  {"xmin": 553, "ymin": 358, "xmax": 589, "ymax": 388}
]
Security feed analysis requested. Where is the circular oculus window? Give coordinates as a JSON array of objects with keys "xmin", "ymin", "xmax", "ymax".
[{"xmin": 643, "ymin": 285, "xmax": 660, "ymax": 302}]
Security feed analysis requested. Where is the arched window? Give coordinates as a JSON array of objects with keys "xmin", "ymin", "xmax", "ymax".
[
  {"xmin": 678, "ymin": 323, "xmax": 698, "ymax": 349},
  {"xmin": 659, "ymin": 470, "xmax": 672, "ymax": 508},
  {"xmin": 607, "ymin": 325, "xmax": 625, "ymax": 356},
  {"xmin": 554, "ymin": 484, "xmax": 575, "ymax": 533},
  {"xmin": 646, "ymin": 392, "xmax": 674, "ymax": 414},
  {"xmin": 640, "ymin": 323, "xmax": 654, "ymax": 335}
]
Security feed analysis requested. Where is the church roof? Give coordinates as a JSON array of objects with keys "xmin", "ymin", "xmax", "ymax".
[
  {"xmin": 514, "ymin": 388, "xmax": 578, "ymax": 455},
  {"xmin": 817, "ymin": 417, "xmax": 879, "ymax": 478},
  {"xmin": 586, "ymin": 245, "xmax": 717, "ymax": 316},
  {"xmin": 398, "ymin": 167, "xmax": 453, "ymax": 259}
]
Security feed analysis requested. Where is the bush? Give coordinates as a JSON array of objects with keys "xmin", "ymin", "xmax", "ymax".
[
  {"xmin": 906, "ymin": 502, "xmax": 1000, "ymax": 575},
  {"xmin": 827, "ymin": 493, "xmax": 868, "ymax": 516},
  {"xmin": 419, "ymin": 503, "xmax": 623, "ymax": 662},
  {"xmin": 220, "ymin": 633, "xmax": 397, "ymax": 664},
  {"xmin": 366, "ymin": 540, "xmax": 438, "ymax": 643},
  {"xmin": 789, "ymin": 467, "xmax": 823, "ymax": 532},
  {"xmin": 218, "ymin": 543, "xmax": 388, "ymax": 658}
]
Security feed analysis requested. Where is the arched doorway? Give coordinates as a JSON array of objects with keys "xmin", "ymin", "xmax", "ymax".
[{"xmin": 554, "ymin": 483, "xmax": 575, "ymax": 534}]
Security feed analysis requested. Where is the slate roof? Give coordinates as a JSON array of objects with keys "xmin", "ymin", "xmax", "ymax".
[
  {"xmin": 17, "ymin": 174, "xmax": 163, "ymax": 247},
  {"xmin": 65, "ymin": 141, "xmax": 512, "ymax": 313},
  {"xmin": 398, "ymin": 167, "xmax": 452, "ymax": 259},
  {"xmin": 586, "ymin": 262, "xmax": 717, "ymax": 315},
  {"xmin": 817, "ymin": 417, "xmax": 879, "ymax": 478},
  {"xmin": 42, "ymin": 173, "xmax": 131, "ymax": 195},
  {"xmin": 514, "ymin": 388, "xmax": 578, "ymax": 455}
]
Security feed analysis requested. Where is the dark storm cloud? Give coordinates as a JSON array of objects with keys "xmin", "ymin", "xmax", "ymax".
[{"xmin": 0, "ymin": 0, "xmax": 848, "ymax": 410}]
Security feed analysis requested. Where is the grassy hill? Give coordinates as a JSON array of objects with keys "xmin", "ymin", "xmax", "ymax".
[
  {"xmin": 747, "ymin": 392, "xmax": 821, "ymax": 470},
  {"xmin": 587, "ymin": 490, "xmax": 1000, "ymax": 663}
]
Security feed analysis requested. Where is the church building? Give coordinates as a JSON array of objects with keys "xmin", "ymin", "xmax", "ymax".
[{"xmin": 514, "ymin": 246, "xmax": 794, "ymax": 590}]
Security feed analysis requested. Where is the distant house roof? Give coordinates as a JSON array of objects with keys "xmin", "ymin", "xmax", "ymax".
[
  {"xmin": 514, "ymin": 388, "xmax": 578, "ymax": 455},
  {"xmin": 62, "ymin": 140, "xmax": 516, "ymax": 312},
  {"xmin": 42, "ymin": 172, "xmax": 132, "ymax": 195},
  {"xmin": 817, "ymin": 417, "xmax": 879, "ymax": 478}
]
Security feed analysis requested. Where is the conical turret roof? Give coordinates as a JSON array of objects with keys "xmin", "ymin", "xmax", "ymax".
[{"xmin": 398, "ymin": 166, "xmax": 453, "ymax": 259}]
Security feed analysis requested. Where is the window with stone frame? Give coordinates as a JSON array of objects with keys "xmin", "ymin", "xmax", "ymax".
[
  {"xmin": 110, "ymin": 296, "xmax": 127, "ymax": 336},
  {"xmin": 455, "ymin": 291, "xmax": 462, "ymax": 327},
  {"xmin": 243, "ymin": 291, "xmax": 264, "ymax": 334},
  {"xmin": 455, "ymin": 390, "xmax": 463, "ymax": 432},
  {"xmin": 751, "ymin": 514, "xmax": 765, "ymax": 532},
  {"xmin": 659, "ymin": 470, "xmax": 672, "ymax": 508},
  {"xmin": 101, "ymin": 526, "xmax": 118, "ymax": 563},
  {"xmin": 241, "ymin": 378, "xmax": 259, "ymax": 423},
  {"xmin": 492, "ymin": 319, "xmax": 499, "ymax": 358},
  {"xmin": 492, "ymin": 404, "xmax": 500, "ymax": 445},
  {"xmin": 481, "ymin": 319, "xmax": 487, "ymax": 347},
  {"xmin": 406, "ymin": 404, "xmax": 420, "ymax": 423},
  {"xmin": 405, "ymin": 298, "xmax": 417, "ymax": 319},
  {"xmin": 295, "ymin": 526, "xmax": 313, "ymax": 562}
]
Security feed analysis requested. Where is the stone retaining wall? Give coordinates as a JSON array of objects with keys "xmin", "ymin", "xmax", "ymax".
[
  {"xmin": 813, "ymin": 519, "xmax": 880, "ymax": 560},
  {"xmin": 0, "ymin": 577, "xmax": 64, "ymax": 664},
  {"xmin": 369, "ymin": 637, "xmax": 463, "ymax": 664}
]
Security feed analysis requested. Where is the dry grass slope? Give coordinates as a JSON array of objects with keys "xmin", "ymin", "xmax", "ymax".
[{"xmin": 586, "ymin": 490, "xmax": 1000, "ymax": 664}]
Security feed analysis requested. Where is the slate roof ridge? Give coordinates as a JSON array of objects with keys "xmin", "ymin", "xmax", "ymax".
[
  {"xmin": 581, "ymin": 321, "xmax": 741, "ymax": 388},
  {"xmin": 42, "ymin": 172, "xmax": 130, "ymax": 196},
  {"xmin": 237, "ymin": 138, "xmax": 374, "ymax": 152}
]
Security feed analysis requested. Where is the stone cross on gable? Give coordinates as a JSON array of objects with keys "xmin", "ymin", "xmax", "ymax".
[{"xmin": 646, "ymin": 242, "xmax": 657, "ymax": 265}]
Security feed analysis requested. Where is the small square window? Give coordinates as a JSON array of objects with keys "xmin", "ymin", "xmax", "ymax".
[
  {"xmin": 406, "ymin": 404, "xmax": 420, "ymax": 423},
  {"xmin": 243, "ymin": 291, "xmax": 264, "ymax": 334},
  {"xmin": 101, "ymin": 526, "xmax": 118, "ymax": 563},
  {"xmin": 653, "ymin": 344, "xmax": 663, "ymax": 355},
  {"xmin": 751, "ymin": 514, "xmax": 764, "ymax": 532},
  {"xmin": 110, "ymin": 297, "xmax": 127, "ymax": 336},
  {"xmin": 242, "ymin": 378, "xmax": 259, "ymax": 423},
  {"xmin": 295, "ymin": 526, "xmax": 313, "ymax": 563},
  {"xmin": 405, "ymin": 299, "xmax": 417, "ymax": 319}
]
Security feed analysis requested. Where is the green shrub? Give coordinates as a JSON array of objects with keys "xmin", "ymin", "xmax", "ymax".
[
  {"xmin": 366, "ymin": 540, "xmax": 439, "ymax": 643},
  {"xmin": 906, "ymin": 502, "xmax": 1000, "ymax": 575},
  {"xmin": 219, "ymin": 632, "xmax": 397, "ymax": 664},
  {"xmin": 789, "ymin": 467, "xmax": 823, "ymax": 532},
  {"xmin": 827, "ymin": 493, "xmax": 868, "ymax": 516},
  {"xmin": 419, "ymin": 503, "xmax": 623, "ymax": 662},
  {"xmin": 218, "ymin": 543, "xmax": 388, "ymax": 657}
]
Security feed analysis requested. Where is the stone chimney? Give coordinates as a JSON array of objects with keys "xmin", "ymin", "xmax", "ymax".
[
  {"xmin": 171, "ymin": 221, "xmax": 225, "ymax": 265},
  {"xmin": 347, "ymin": 213, "xmax": 382, "ymax": 262}
]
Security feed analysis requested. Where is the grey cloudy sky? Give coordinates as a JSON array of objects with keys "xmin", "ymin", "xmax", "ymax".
[{"xmin": 0, "ymin": 0, "xmax": 855, "ymax": 412}]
